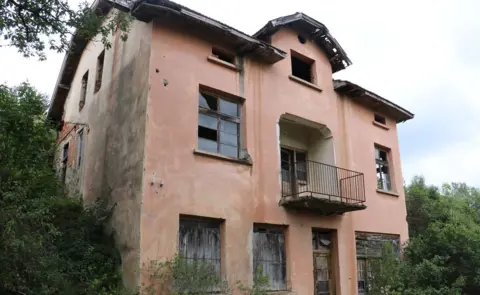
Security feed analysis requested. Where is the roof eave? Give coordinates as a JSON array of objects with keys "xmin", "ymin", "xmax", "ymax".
[
  {"xmin": 333, "ymin": 80, "xmax": 414, "ymax": 123},
  {"xmin": 253, "ymin": 12, "xmax": 352, "ymax": 73}
]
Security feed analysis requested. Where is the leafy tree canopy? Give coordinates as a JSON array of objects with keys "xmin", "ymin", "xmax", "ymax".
[{"xmin": 0, "ymin": 0, "xmax": 133, "ymax": 60}]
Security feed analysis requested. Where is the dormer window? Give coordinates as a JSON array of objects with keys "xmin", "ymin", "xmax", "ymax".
[{"xmin": 291, "ymin": 51, "xmax": 314, "ymax": 83}]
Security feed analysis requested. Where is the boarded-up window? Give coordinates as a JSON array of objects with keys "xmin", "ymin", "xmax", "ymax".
[
  {"xmin": 253, "ymin": 225, "xmax": 286, "ymax": 290},
  {"xmin": 179, "ymin": 218, "xmax": 221, "ymax": 277},
  {"xmin": 355, "ymin": 232, "xmax": 400, "ymax": 294},
  {"xmin": 79, "ymin": 71, "xmax": 88, "ymax": 111},
  {"xmin": 94, "ymin": 50, "xmax": 105, "ymax": 93}
]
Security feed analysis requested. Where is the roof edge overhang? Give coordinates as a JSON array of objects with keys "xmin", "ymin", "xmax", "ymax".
[
  {"xmin": 47, "ymin": 0, "xmax": 112, "ymax": 123},
  {"xmin": 333, "ymin": 79, "xmax": 414, "ymax": 123},
  {"xmin": 131, "ymin": 0, "xmax": 286, "ymax": 63},
  {"xmin": 254, "ymin": 12, "xmax": 352, "ymax": 73}
]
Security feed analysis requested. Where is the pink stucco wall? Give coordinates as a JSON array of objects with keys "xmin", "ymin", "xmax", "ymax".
[{"xmin": 140, "ymin": 19, "xmax": 408, "ymax": 295}]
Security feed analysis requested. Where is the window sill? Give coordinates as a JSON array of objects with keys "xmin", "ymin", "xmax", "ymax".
[
  {"xmin": 372, "ymin": 121, "xmax": 390, "ymax": 130},
  {"xmin": 288, "ymin": 75, "xmax": 323, "ymax": 92},
  {"xmin": 207, "ymin": 56, "xmax": 240, "ymax": 72},
  {"xmin": 193, "ymin": 149, "xmax": 252, "ymax": 166},
  {"xmin": 377, "ymin": 189, "xmax": 399, "ymax": 197}
]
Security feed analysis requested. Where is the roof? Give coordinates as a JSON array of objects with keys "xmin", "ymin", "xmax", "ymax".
[
  {"xmin": 333, "ymin": 80, "xmax": 414, "ymax": 123},
  {"xmin": 48, "ymin": 0, "xmax": 112, "ymax": 123},
  {"xmin": 254, "ymin": 12, "xmax": 352, "ymax": 73},
  {"xmin": 47, "ymin": 0, "xmax": 350, "ymax": 122}
]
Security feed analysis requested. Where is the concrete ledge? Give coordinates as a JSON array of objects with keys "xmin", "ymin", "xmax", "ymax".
[
  {"xmin": 377, "ymin": 189, "xmax": 399, "ymax": 197},
  {"xmin": 207, "ymin": 56, "xmax": 240, "ymax": 72},
  {"xmin": 193, "ymin": 149, "xmax": 252, "ymax": 166},
  {"xmin": 288, "ymin": 75, "xmax": 323, "ymax": 92},
  {"xmin": 372, "ymin": 120, "xmax": 390, "ymax": 130}
]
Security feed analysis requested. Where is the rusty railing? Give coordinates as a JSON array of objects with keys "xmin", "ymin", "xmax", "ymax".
[{"xmin": 281, "ymin": 160, "xmax": 366, "ymax": 205}]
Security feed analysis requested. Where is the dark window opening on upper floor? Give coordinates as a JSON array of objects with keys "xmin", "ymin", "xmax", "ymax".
[
  {"xmin": 79, "ymin": 71, "xmax": 88, "ymax": 111},
  {"xmin": 291, "ymin": 53, "xmax": 314, "ymax": 83},
  {"xmin": 212, "ymin": 47, "xmax": 235, "ymax": 65},
  {"xmin": 374, "ymin": 114, "xmax": 386, "ymax": 125},
  {"xmin": 94, "ymin": 50, "xmax": 105, "ymax": 93}
]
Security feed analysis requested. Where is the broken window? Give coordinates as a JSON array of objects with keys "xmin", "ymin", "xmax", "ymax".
[
  {"xmin": 291, "ymin": 52, "xmax": 314, "ymax": 83},
  {"xmin": 253, "ymin": 225, "xmax": 286, "ymax": 291},
  {"xmin": 374, "ymin": 114, "xmax": 386, "ymax": 125},
  {"xmin": 355, "ymin": 232, "xmax": 400, "ymax": 294},
  {"xmin": 375, "ymin": 147, "xmax": 391, "ymax": 191},
  {"xmin": 61, "ymin": 143, "xmax": 69, "ymax": 183},
  {"xmin": 212, "ymin": 47, "xmax": 235, "ymax": 64},
  {"xmin": 94, "ymin": 50, "xmax": 105, "ymax": 93},
  {"xmin": 178, "ymin": 217, "xmax": 222, "ymax": 290},
  {"xmin": 79, "ymin": 71, "xmax": 88, "ymax": 111},
  {"xmin": 76, "ymin": 129, "xmax": 84, "ymax": 167},
  {"xmin": 198, "ymin": 91, "xmax": 240, "ymax": 158}
]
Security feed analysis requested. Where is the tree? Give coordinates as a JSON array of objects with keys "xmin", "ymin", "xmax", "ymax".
[
  {"xmin": 0, "ymin": 0, "xmax": 133, "ymax": 60},
  {"xmin": 0, "ymin": 82, "xmax": 125, "ymax": 294},
  {"xmin": 370, "ymin": 176, "xmax": 480, "ymax": 295}
]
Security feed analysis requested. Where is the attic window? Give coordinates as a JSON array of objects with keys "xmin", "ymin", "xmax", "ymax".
[
  {"xmin": 212, "ymin": 47, "xmax": 235, "ymax": 64},
  {"xmin": 291, "ymin": 52, "xmax": 314, "ymax": 83},
  {"xmin": 374, "ymin": 114, "xmax": 386, "ymax": 125},
  {"xmin": 94, "ymin": 50, "xmax": 105, "ymax": 93}
]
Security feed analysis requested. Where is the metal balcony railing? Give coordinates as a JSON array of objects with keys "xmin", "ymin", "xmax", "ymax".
[{"xmin": 281, "ymin": 160, "xmax": 366, "ymax": 206}]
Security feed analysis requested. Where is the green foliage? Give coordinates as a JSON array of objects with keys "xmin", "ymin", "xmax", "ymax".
[
  {"xmin": 0, "ymin": 82, "xmax": 125, "ymax": 294},
  {"xmin": 236, "ymin": 267, "xmax": 270, "ymax": 295},
  {"xmin": 0, "ymin": 0, "xmax": 133, "ymax": 60},
  {"xmin": 144, "ymin": 254, "xmax": 230, "ymax": 295},
  {"xmin": 370, "ymin": 176, "xmax": 480, "ymax": 295}
]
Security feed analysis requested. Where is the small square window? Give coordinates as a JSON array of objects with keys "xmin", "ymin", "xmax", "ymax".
[
  {"xmin": 374, "ymin": 114, "xmax": 386, "ymax": 125},
  {"xmin": 212, "ymin": 47, "xmax": 235, "ymax": 64},
  {"xmin": 291, "ymin": 52, "xmax": 314, "ymax": 83}
]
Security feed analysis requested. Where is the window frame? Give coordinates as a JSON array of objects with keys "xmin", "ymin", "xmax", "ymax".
[
  {"xmin": 76, "ymin": 128, "xmax": 84, "ymax": 168},
  {"xmin": 197, "ymin": 88, "xmax": 242, "ymax": 159},
  {"xmin": 280, "ymin": 147, "xmax": 308, "ymax": 183},
  {"xmin": 178, "ymin": 216, "xmax": 223, "ymax": 279},
  {"xmin": 290, "ymin": 50, "xmax": 316, "ymax": 84},
  {"xmin": 375, "ymin": 146, "xmax": 392, "ymax": 191},
  {"xmin": 252, "ymin": 224, "xmax": 287, "ymax": 291},
  {"xmin": 94, "ymin": 50, "xmax": 105, "ymax": 93},
  {"xmin": 79, "ymin": 71, "xmax": 89, "ymax": 111}
]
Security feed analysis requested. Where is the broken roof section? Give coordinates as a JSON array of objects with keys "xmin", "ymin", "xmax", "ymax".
[
  {"xmin": 333, "ymin": 80, "xmax": 414, "ymax": 123},
  {"xmin": 254, "ymin": 12, "xmax": 352, "ymax": 73},
  {"xmin": 131, "ymin": 0, "xmax": 287, "ymax": 64}
]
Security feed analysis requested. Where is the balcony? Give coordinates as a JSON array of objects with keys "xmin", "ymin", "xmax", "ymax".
[{"xmin": 280, "ymin": 160, "xmax": 366, "ymax": 215}]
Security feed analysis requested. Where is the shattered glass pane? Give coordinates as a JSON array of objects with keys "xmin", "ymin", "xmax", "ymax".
[{"xmin": 199, "ymin": 92, "xmax": 218, "ymax": 110}]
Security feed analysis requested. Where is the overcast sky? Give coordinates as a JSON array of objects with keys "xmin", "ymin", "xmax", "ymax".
[{"xmin": 1, "ymin": 0, "xmax": 478, "ymax": 187}]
